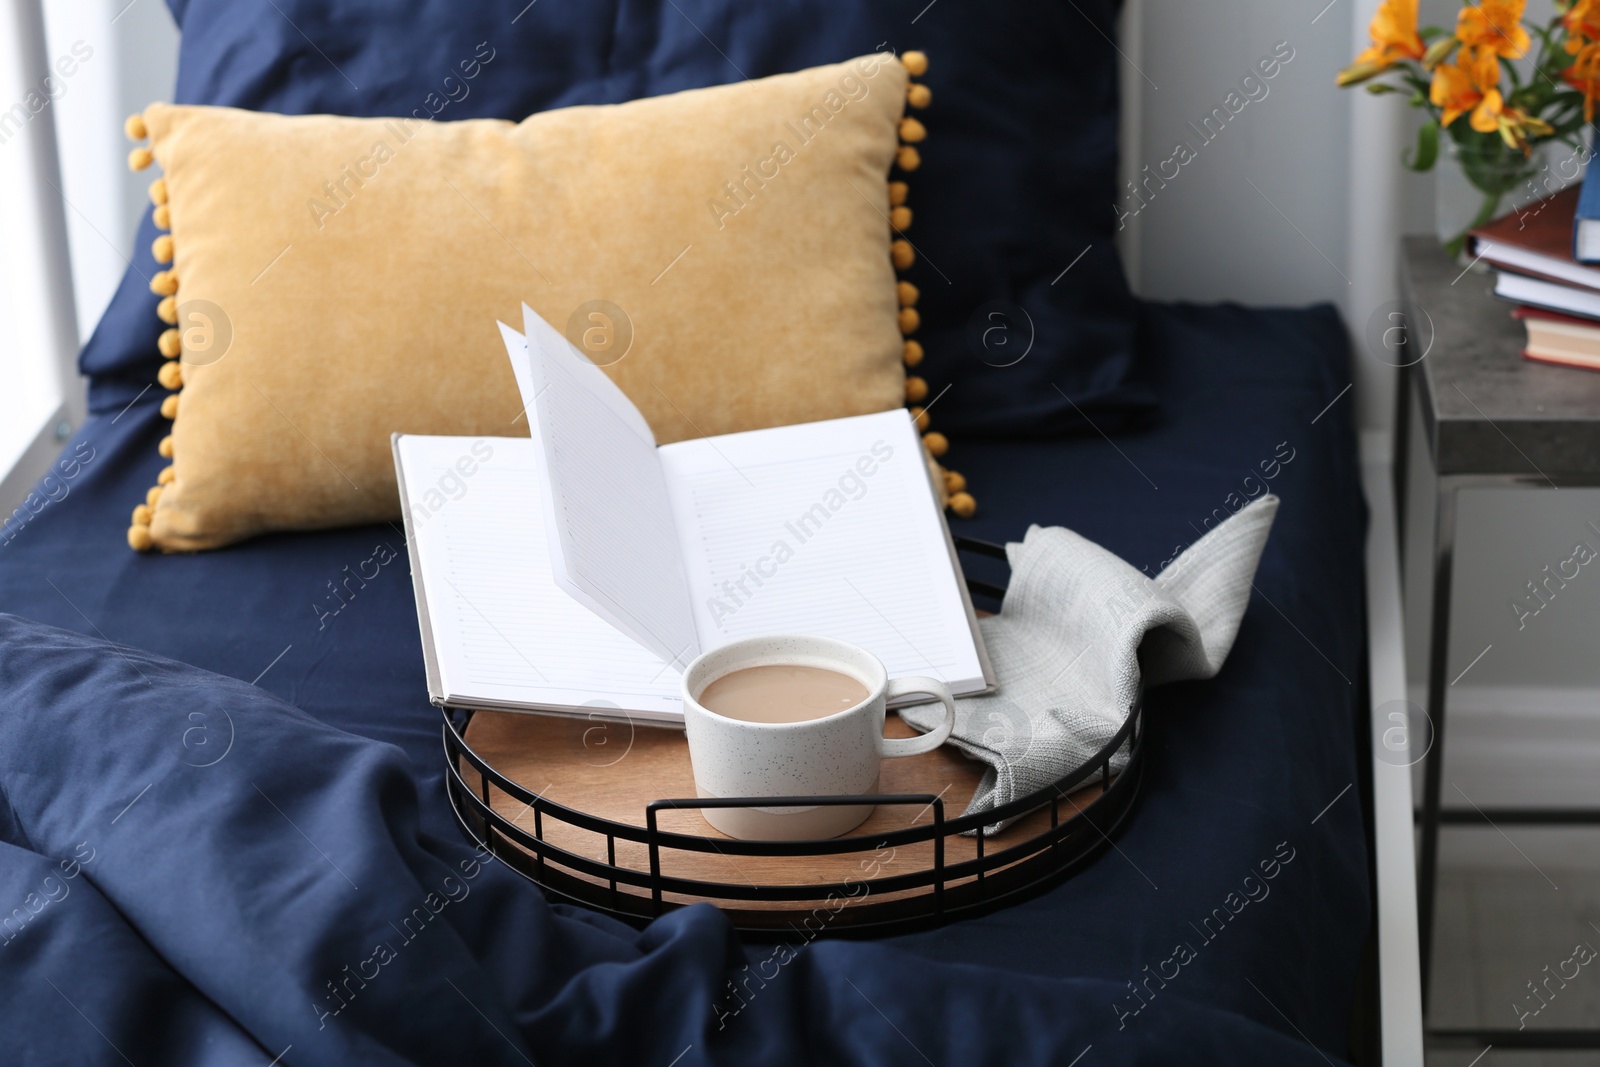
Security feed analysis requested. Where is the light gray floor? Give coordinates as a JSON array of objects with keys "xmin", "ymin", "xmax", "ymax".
[{"xmin": 1426, "ymin": 838, "xmax": 1600, "ymax": 1066}]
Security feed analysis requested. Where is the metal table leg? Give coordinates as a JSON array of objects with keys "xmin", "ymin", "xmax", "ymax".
[
  {"xmin": 1416, "ymin": 475, "xmax": 1458, "ymax": 1004},
  {"xmin": 1392, "ymin": 363, "xmax": 1411, "ymax": 557}
]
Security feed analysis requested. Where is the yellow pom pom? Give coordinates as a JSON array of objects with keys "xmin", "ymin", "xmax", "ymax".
[
  {"xmin": 148, "ymin": 178, "xmax": 168, "ymax": 206},
  {"xmin": 907, "ymin": 83, "xmax": 932, "ymax": 109},
  {"xmin": 132, "ymin": 504, "xmax": 152, "ymax": 526},
  {"xmin": 891, "ymin": 239, "xmax": 915, "ymax": 270},
  {"xmin": 152, "ymin": 234, "xmax": 174, "ymax": 264},
  {"xmin": 158, "ymin": 327, "xmax": 181, "ymax": 358},
  {"xmin": 124, "ymin": 114, "xmax": 148, "ymax": 141},
  {"xmin": 157, "ymin": 361, "xmax": 183, "ymax": 390},
  {"xmin": 153, "ymin": 204, "xmax": 171, "ymax": 229},
  {"xmin": 898, "ymin": 307, "xmax": 920, "ymax": 334},
  {"xmin": 923, "ymin": 431, "xmax": 949, "ymax": 457},
  {"xmin": 157, "ymin": 295, "xmax": 178, "ymax": 325},
  {"xmin": 158, "ymin": 465, "xmax": 176, "ymax": 485},
  {"xmin": 897, "ymin": 280, "xmax": 919, "ymax": 307},
  {"xmin": 888, "ymin": 181, "xmax": 909, "ymax": 207},
  {"xmin": 943, "ymin": 470, "xmax": 966, "ymax": 494},
  {"xmin": 890, "ymin": 206, "xmax": 912, "ymax": 232},
  {"xmin": 146, "ymin": 485, "xmax": 163, "ymax": 508},
  {"xmin": 149, "ymin": 270, "xmax": 177, "ymax": 296},
  {"xmin": 128, "ymin": 147, "xmax": 153, "ymax": 171},
  {"xmin": 903, "ymin": 339, "xmax": 924, "ymax": 367},
  {"xmin": 905, "ymin": 376, "xmax": 929, "ymax": 403},
  {"xmin": 157, "ymin": 434, "xmax": 174, "ymax": 459},
  {"xmin": 910, "ymin": 405, "xmax": 930, "ymax": 431},
  {"xmin": 896, "ymin": 145, "xmax": 921, "ymax": 172},
  {"xmin": 160, "ymin": 395, "xmax": 179, "ymax": 420},
  {"xmin": 948, "ymin": 491, "xmax": 976, "ymax": 519},
  {"xmin": 899, "ymin": 117, "xmax": 927, "ymax": 144},
  {"xmin": 902, "ymin": 51, "xmax": 929, "ymax": 77},
  {"xmin": 128, "ymin": 524, "xmax": 154, "ymax": 552}
]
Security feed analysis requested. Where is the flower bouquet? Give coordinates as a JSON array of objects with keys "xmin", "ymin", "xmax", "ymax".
[{"xmin": 1339, "ymin": 0, "xmax": 1599, "ymax": 255}]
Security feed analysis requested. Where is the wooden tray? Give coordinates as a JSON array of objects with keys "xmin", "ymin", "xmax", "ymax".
[{"xmin": 448, "ymin": 702, "xmax": 1142, "ymax": 934}]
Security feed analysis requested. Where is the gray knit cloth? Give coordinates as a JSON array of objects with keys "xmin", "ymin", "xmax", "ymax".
[{"xmin": 901, "ymin": 494, "xmax": 1278, "ymax": 833}]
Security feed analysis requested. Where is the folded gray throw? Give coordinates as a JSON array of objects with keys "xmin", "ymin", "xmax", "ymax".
[{"xmin": 901, "ymin": 494, "xmax": 1278, "ymax": 832}]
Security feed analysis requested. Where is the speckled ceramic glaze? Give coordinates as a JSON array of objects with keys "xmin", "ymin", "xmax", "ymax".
[{"xmin": 681, "ymin": 635, "xmax": 955, "ymax": 840}]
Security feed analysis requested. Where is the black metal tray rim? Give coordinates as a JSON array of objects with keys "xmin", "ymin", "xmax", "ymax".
[
  {"xmin": 442, "ymin": 687, "xmax": 1139, "ymax": 853},
  {"xmin": 443, "ymin": 734, "xmax": 1144, "ymax": 934},
  {"xmin": 445, "ymin": 745, "xmax": 1141, "ymax": 902}
]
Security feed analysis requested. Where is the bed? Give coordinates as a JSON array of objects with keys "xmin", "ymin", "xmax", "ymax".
[
  {"xmin": 0, "ymin": 298, "xmax": 1368, "ymax": 1065},
  {"xmin": 0, "ymin": 2, "xmax": 1372, "ymax": 1064}
]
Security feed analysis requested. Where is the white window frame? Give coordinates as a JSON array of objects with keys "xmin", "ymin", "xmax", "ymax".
[{"xmin": 0, "ymin": 0, "xmax": 84, "ymax": 516}]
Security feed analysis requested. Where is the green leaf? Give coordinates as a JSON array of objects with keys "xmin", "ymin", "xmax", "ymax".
[
  {"xmin": 1420, "ymin": 24, "xmax": 1446, "ymax": 40},
  {"xmin": 1406, "ymin": 120, "xmax": 1440, "ymax": 172}
]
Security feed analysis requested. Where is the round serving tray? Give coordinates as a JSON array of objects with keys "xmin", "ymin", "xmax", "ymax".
[{"xmin": 441, "ymin": 536, "xmax": 1145, "ymax": 937}]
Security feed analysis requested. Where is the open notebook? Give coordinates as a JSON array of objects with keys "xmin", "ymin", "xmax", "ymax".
[{"xmin": 394, "ymin": 304, "xmax": 992, "ymax": 725}]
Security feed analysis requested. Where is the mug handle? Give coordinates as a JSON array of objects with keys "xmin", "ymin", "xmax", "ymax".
[{"xmin": 879, "ymin": 676, "xmax": 955, "ymax": 758}]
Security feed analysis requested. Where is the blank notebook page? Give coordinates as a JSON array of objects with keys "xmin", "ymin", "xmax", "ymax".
[
  {"xmin": 658, "ymin": 410, "xmax": 986, "ymax": 692},
  {"xmin": 397, "ymin": 435, "xmax": 682, "ymax": 717},
  {"xmin": 523, "ymin": 307, "xmax": 701, "ymax": 669}
]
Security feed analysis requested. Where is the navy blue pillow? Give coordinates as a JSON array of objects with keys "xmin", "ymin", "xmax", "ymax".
[{"xmin": 84, "ymin": 0, "xmax": 1149, "ymax": 437}]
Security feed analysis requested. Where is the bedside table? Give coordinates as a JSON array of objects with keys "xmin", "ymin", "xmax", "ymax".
[{"xmin": 1397, "ymin": 235, "xmax": 1600, "ymax": 1051}]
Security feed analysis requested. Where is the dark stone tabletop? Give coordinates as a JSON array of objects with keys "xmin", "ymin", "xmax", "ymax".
[{"xmin": 1400, "ymin": 235, "xmax": 1600, "ymax": 480}]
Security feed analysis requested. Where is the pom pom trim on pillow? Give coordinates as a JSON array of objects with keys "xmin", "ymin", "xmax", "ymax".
[
  {"xmin": 888, "ymin": 51, "xmax": 973, "ymax": 520},
  {"xmin": 122, "ymin": 51, "xmax": 969, "ymax": 552}
]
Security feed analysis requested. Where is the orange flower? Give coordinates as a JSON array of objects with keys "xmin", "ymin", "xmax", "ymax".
[
  {"xmin": 1431, "ymin": 52, "xmax": 1546, "ymax": 151},
  {"xmin": 1430, "ymin": 56, "xmax": 1486, "ymax": 127},
  {"xmin": 1354, "ymin": 0, "xmax": 1426, "ymax": 69},
  {"xmin": 1469, "ymin": 86, "xmax": 1505, "ymax": 133},
  {"xmin": 1566, "ymin": 0, "xmax": 1600, "ymax": 46},
  {"xmin": 1567, "ymin": 41, "xmax": 1600, "ymax": 120},
  {"xmin": 1456, "ymin": 0, "xmax": 1530, "ymax": 60},
  {"xmin": 1567, "ymin": 0, "xmax": 1600, "ymax": 120},
  {"xmin": 1429, "ymin": 28, "xmax": 1510, "ymax": 127}
]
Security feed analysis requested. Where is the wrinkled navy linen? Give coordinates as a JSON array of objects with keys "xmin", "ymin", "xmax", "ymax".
[
  {"xmin": 0, "ymin": 611, "xmax": 1341, "ymax": 1066},
  {"xmin": 0, "ymin": 300, "xmax": 1368, "ymax": 1064}
]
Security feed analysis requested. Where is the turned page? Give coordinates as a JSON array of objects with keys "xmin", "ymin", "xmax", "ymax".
[
  {"xmin": 658, "ymin": 409, "xmax": 988, "ymax": 695},
  {"xmin": 511, "ymin": 305, "xmax": 700, "ymax": 669}
]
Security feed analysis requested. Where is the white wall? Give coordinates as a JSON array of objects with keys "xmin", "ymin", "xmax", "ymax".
[{"xmin": 1119, "ymin": 0, "xmax": 1437, "ymax": 435}]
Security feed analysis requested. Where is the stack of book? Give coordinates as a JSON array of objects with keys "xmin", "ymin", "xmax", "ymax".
[{"xmin": 1469, "ymin": 178, "xmax": 1600, "ymax": 372}]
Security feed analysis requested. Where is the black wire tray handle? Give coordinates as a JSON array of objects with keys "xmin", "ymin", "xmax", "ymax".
[{"xmin": 441, "ymin": 535, "xmax": 1146, "ymax": 936}]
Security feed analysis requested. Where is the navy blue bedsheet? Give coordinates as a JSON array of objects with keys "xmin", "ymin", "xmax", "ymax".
[{"xmin": 0, "ymin": 300, "xmax": 1368, "ymax": 1065}]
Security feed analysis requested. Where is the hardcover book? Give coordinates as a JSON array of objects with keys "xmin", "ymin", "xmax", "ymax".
[
  {"xmin": 1515, "ymin": 305, "xmax": 1600, "ymax": 371},
  {"xmin": 395, "ymin": 305, "xmax": 993, "ymax": 724},
  {"xmin": 1469, "ymin": 185, "xmax": 1600, "ymax": 293},
  {"xmin": 1577, "ymin": 148, "xmax": 1600, "ymax": 263}
]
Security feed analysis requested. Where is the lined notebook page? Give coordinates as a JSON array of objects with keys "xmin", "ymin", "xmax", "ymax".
[
  {"xmin": 518, "ymin": 305, "xmax": 700, "ymax": 669},
  {"xmin": 658, "ymin": 410, "xmax": 986, "ymax": 693},
  {"xmin": 397, "ymin": 435, "xmax": 683, "ymax": 719}
]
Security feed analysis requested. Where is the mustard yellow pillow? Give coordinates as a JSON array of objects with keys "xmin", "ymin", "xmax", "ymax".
[{"xmin": 124, "ymin": 52, "xmax": 958, "ymax": 552}]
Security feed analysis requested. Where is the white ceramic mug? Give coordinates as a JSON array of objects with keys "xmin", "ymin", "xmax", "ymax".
[{"xmin": 680, "ymin": 635, "xmax": 956, "ymax": 840}]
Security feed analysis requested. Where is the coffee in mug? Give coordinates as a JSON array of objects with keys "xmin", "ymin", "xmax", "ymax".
[
  {"xmin": 697, "ymin": 664, "xmax": 870, "ymax": 723},
  {"xmin": 680, "ymin": 635, "xmax": 956, "ymax": 840}
]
